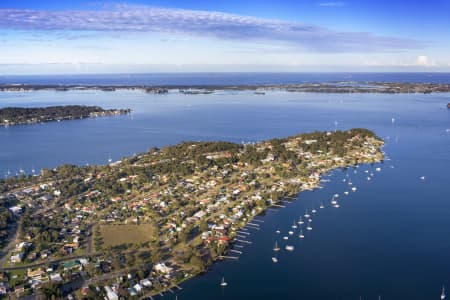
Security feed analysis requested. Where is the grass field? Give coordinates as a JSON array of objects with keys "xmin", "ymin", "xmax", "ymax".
[{"xmin": 99, "ymin": 223, "xmax": 158, "ymax": 247}]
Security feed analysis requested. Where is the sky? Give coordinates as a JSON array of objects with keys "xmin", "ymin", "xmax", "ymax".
[{"xmin": 0, "ymin": 0, "xmax": 450, "ymax": 74}]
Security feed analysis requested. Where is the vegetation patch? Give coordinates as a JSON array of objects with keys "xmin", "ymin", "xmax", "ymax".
[{"xmin": 98, "ymin": 224, "xmax": 157, "ymax": 248}]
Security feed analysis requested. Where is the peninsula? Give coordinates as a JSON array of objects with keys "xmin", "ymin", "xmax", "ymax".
[
  {"xmin": 0, "ymin": 129, "xmax": 383, "ymax": 298},
  {"xmin": 0, "ymin": 105, "xmax": 131, "ymax": 127}
]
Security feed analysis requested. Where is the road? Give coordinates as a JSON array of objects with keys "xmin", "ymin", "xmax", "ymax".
[
  {"xmin": 0, "ymin": 223, "xmax": 19, "ymax": 267},
  {"xmin": 0, "ymin": 254, "xmax": 91, "ymax": 272}
]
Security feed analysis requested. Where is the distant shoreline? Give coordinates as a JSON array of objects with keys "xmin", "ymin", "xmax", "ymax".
[
  {"xmin": 0, "ymin": 105, "xmax": 131, "ymax": 127},
  {"xmin": 1, "ymin": 81, "xmax": 450, "ymax": 94}
]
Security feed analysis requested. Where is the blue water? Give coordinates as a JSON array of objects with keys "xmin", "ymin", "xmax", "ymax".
[
  {"xmin": 2, "ymin": 72, "xmax": 450, "ymax": 85},
  {"xmin": 1, "ymin": 80, "xmax": 450, "ymax": 299}
]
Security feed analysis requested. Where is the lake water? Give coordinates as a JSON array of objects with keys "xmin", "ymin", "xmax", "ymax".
[{"xmin": 1, "ymin": 78, "xmax": 450, "ymax": 299}]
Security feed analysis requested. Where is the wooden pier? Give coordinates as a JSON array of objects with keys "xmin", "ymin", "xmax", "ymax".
[
  {"xmin": 248, "ymin": 222, "xmax": 260, "ymax": 227},
  {"xmin": 272, "ymin": 204, "xmax": 286, "ymax": 208},
  {"xmin": 218, "ymin": 256, "xmax": 239, "ymax": 260},
  {"xmin": 236, "ymin": 239, "xmax": 252, "ymax": 244},
  {"xmin": 236, "ymin": 230, "xmax": 250, "ymax": 235},
  {"xmin": 246, "ymin": 225, "xmax": 260, "ymax": 230}
]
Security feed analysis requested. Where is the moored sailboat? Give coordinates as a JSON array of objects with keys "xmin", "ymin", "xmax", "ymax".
[{"xmin": 273, "ymin": 241, "xmax": 280, "ymax": 251}]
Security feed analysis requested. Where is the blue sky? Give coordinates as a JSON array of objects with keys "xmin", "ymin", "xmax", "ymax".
[{"xmin": 0, "ymin": 0, "xmax": 449, "ymax": 74}]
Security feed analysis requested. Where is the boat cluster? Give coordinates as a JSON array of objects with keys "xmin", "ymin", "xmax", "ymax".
[{"xmin": 270, "ymin": 165, "xmax": 384, "ymax": 263}]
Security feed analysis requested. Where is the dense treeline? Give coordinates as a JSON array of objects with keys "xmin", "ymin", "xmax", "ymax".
[
  {"xmin": 0, "ymin": 196, "xmax": 16, "ymax": 246},
  {"xmin": 298, "ymin": 128, "xmax": 378, "ymax": 156},
  {"xmin": 161, "ymin": 141, "xmax": 242, "ymax": 159},
  {"xmin": 0, "ymin": 105, "xmax": 130, "ymax": 125}
]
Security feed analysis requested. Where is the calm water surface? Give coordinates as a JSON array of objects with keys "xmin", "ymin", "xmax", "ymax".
[{"xmin": 1, "ymin": 88, "xmax": 449, "ymax": 299}]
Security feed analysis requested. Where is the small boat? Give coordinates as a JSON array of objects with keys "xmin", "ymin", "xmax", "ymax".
[
  {"xmin": 376, "ymin": 167, "xmax": 381, "ymax": 172},
  {"xmin": 299, "ymin": 229, "xmax": 305, "ymax": 239},
  {"xmin": 288, "ymin": 231, "xmax": 294, "ymax": 235},
  {"xmin": 312, "ymin": 208, "xmax": 317, "ymax": 214},
  {"xmin": 319, "ymin": 202, "xmax": 324, "ymax": 209},
  {"xmin": 272, "ymin": 257, "xmax": 278, "ymax": 263},
  {"xmin": 306, "ymin": 223, "xmax": 312, "ymax": 231},
  {"xmin": 351, "ymin": 187, "xmax": 357, "ymax": 192},
  {"xmin": 344, "ymin": 191, "xmax": 349, "ymax": 195},
  {"xmin": 276, "ymin": 230, "xmax": 280, "ymax": 234},
  {"xmin": 348, "ymin": 181, "xmax": 353, "ymax": 186},
  {"xmin": 220, "ymin": 277, "xmax": 228, "ymax": 287},
  {"xmin": 304, "ymin": 210, "xmax": 310, "ymax": 218},
  {"xmin": 108, "ymin": 157, "xmax": 112, "ymax": 163},
  {"xmin": 285, "ymin": 245, "xmax": 294, "ymax": 251},
  {"xmin": 441, "ymin": 285, "xmax": 446, "ymax": 300},
  {"xmin": 334, "ymin": 203, "xmax": 340, "ymax": 208},
  {"xmin": 331, "ymin": 196, "xmax": 337, "ymax": 205},
  {"xmin": 367, "ymin": 177, "xmax": 371, "ymax": 181},
  {"xmin": 292, "ymin": 221, "xmax": 298, "ymax": 229},
  {"xmin": 334, "ymin": 193, "xmax": 339, "ymax": 198},
  {"xmin": 283, "ymin": 236, "xmax": 288, "ymax": 240},
  {"xmin": 420, "ymin": 176, "xmax": 426, "ymax": 180},
  {"xmin": 298, "ymin": 217, "xmax": 304, "ymax": 225},
  {"xmin": 273, "ymin": 241, "xmax": 280, "ymax": 252}
]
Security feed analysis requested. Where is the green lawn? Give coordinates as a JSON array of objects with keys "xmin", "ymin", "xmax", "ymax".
[{"xmin": 99, "ymin": 224, "xmax": 157, "ymax": 247}]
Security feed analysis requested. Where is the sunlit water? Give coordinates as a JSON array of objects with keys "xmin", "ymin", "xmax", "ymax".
[{"xmin": 1, "ymin": 88, "xmax": 449, "ymax": 299}]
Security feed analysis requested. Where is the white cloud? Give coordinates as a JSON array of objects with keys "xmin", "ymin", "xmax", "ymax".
[
  {"xmin": 416, "ymin": 55, "xmax": 429, "ymax": 66},
  {"xmin": 416, "ymin": 55, "xmax": 435, "ymax": 67},
  {"xmin": 0, "ymin": 5, "xmax": 424, "ymax": 53},
  {"xmin": 318, "ymin": 2, "xmax": 347, "ymax": 7},
  {"xmin": 361, "ymin": 55, "xmax": 439, "ymax": 68}
]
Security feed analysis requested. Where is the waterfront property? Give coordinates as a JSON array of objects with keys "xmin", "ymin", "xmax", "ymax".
[{"xmin": 0, "ymin": 128, "xmax": 383, "ymax": 298}]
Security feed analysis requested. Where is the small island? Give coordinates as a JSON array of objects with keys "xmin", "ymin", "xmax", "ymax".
[
  {"xmin": 0, "ymin": 128, "xmax": 384, "ymax": 298},
  {"xmin": 0, "ymin": 105, "xmax": 131, "ymax": 127}
]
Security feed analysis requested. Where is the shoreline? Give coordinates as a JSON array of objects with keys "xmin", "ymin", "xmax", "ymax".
[
  {"xmin": 0, "ymin": 129, "xmax": 384, "ymax": 298},
  {"xmin": 0, "ymin": 105, "xmax": 131, "ymax": 127},
  {"xmin": 144, "ymin": 157, "xmax": 383, "ymax": 299},
  {"xmin": 1, "ymin": 81, "xmax": 450, "ymax": 94}
]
